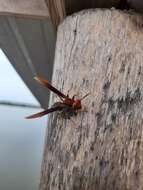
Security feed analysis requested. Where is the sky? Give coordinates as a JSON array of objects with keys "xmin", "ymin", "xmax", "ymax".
[{"xmin": 0, "ymin": 49, "xmax": 39, "ymax": 105}]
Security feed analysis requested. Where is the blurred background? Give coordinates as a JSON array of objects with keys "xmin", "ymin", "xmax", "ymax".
[{"xmin": 0, "ymin": 49, "xmax": 47, "ymax": 190}]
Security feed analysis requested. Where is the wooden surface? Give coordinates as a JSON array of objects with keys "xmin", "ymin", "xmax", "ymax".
[
  {"xmin": 0, "ymin": 0, "xmax": 49, "ymax": 19},
  {"xmin": 40, "ymin": 9, "xmax": 143, "ymax": 190}
]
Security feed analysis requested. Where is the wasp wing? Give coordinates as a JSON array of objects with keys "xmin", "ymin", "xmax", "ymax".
[
  {"xmin": 25, "ymin": 105, "xmax": 62, "ymax": 119},
  {"xmin": 34, "ymin": 76, "xmax": 67, "ymax": 99}
]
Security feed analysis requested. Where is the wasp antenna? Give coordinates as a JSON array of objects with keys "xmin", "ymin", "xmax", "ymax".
[{"xmin": 80, "ymin": 93, "xmax": 90, "ymax": 101}]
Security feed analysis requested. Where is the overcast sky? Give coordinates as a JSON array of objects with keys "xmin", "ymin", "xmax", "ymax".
[{"xmin": 0, "ymin": 49, "xmax": 39, "ymax": 105}]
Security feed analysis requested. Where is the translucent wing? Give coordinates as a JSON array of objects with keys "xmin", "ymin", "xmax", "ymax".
[
  {"xmin": 25, "ymin": 106, "xmax": 62, "ymax": 119},
  {"xmin": 34, "ymin": 76, "xmax": 67, "ymax": 99}
]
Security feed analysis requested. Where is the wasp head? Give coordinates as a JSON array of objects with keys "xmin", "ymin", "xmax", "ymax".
[{"xmin": 72, "ymin": 99, "xmax": 82, "ymax": 110}]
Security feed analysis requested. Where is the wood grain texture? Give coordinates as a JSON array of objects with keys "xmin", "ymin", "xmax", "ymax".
[
  {"xmin": 0, "ymin": 0, "xmax": 49, "ymax": 19},
  {"xmin": 40, "ymin": 9, "xmax": 143, "ymax": 190}
]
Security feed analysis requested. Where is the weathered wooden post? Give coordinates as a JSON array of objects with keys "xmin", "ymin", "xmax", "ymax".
[{"xmin": 40, "ymin": 9, "xmax": 143, "ymax": 190}]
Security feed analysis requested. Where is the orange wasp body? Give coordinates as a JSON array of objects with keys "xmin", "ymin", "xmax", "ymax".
[{"xmin": 26, "ymin": 76, "xmax": 89, "ymax": 119}]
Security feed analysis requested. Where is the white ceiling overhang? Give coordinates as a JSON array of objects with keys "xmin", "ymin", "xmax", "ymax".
[{"xmin": 0, "ymin": 16, "xmax": 56, "ymax": 108}]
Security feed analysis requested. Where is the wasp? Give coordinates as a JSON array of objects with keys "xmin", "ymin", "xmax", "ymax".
[{"xmin": 26, "ymin": 76, "xmax": 89, "ymax": 119}]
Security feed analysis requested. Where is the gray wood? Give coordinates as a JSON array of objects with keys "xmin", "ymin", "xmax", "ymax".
[{"xmin": 40, "ymin": 9, "xmax": 143, "ymax": 190}]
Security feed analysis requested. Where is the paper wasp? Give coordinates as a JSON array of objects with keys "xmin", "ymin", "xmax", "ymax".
[{"xmin": 26, "ymin": 76, "xmax": 89, "ymax": 119}]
